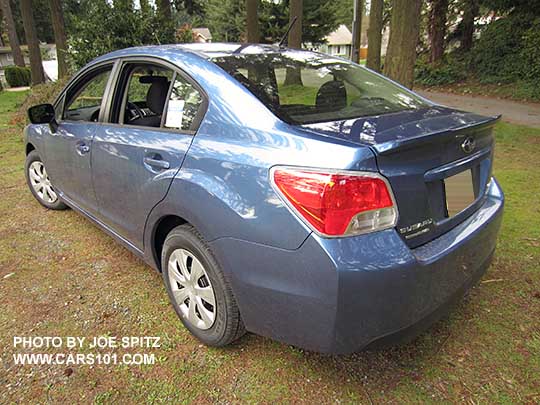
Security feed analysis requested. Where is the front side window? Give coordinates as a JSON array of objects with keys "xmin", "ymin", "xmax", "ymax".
[
  {"xmin": 212, "ymin": 51, "xmax": 429, "ymax": 125},
  {"xmin": 64, "ymin": 66, "xmax": 112, "ymax": 122}
]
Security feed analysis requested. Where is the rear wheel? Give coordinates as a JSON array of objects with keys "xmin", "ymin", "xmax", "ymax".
[
  {"xmin": 162, "ymin": 224, "xmax": 245, "ymax": 346},
  {"xmin": 25, "ymin": 151, "xmax": 67, "ymax": 210}
]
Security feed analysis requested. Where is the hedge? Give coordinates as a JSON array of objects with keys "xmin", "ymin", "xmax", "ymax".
[{"xmin": 5, "ymin": 66, "xmax": 32, "ymax": 87}]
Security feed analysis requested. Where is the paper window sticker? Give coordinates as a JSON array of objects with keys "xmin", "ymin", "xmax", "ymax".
[{"xmin": 165, "ymin": 99, "xmax": 186, "ymax": 128}]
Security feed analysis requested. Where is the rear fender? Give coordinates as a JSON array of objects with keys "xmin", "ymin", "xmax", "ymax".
[{"xmin": 142, "ymin": 166, "xmax": 311, "ymax": 269}]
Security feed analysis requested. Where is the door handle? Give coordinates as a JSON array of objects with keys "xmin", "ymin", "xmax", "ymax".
[
  {"xmin": 143, "ymin": 156, "xmax": 170, "ymax": 170},
  {"xmin": 76, "ymin": 143, "xmax": 90, "ymax": 155}
]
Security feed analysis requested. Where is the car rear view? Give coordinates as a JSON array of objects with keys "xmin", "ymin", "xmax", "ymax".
[{"xmin": 210, "ymin": 48, "xmax": 504, "ymax": 353}]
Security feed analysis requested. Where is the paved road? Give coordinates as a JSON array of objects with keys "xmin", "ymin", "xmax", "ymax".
[{"xmin": 418, "ymin": 90, "xmax": 540, "ymax": 128}]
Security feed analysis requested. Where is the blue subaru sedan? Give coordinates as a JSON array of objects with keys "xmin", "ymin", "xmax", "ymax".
[{"xmin": 24, "ymin": 44, "xmax": 504, "ymax": 354}]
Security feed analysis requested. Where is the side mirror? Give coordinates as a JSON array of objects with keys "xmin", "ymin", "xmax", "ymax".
[{"xmin": 28, "ymin": 103, "xmax": 58, "ymax": 132}]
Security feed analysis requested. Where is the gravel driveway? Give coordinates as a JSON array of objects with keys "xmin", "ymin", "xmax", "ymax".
[{"xmin": 418, "ymin": 90, "xmax": 540, "ymax": 128}]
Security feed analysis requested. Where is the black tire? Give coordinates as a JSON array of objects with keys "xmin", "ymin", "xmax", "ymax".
[
  {"xmin": 161, "ymin": 224, "xmax": 245, "ymax": 347},
  {"xmin": 25, "ymin": 150, "xmax": 68, "ymax": 210}
]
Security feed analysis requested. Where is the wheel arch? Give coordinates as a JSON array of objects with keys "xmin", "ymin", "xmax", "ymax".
[
  {"xmin": 151, "ymin": 214, "xmax": 188, "ymax": 272},
  {"xmin": 26, "ymin": 142, "xmax": 36, "ymax": 155}
]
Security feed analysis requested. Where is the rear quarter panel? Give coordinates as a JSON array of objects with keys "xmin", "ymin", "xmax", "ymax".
[{"xmin": 144, "ymin": 53, "xmax": 378, "ymax": 257}]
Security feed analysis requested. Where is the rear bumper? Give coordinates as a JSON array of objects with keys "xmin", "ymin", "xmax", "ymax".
[{"xmin": 209, "ymin": 178, "xmax": 504, "ymax": 354}]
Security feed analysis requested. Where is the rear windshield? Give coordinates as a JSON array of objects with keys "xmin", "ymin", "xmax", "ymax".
[{"xmin": 212, "ymin": 50, "xmax": 429, "ymax": 125}]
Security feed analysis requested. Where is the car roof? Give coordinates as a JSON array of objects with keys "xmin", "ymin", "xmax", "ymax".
[
  {"xmin": 171, "ymin": 42, "xmax": 283, "ymax": 58},
  {"xmin": 93, "ymin": 43, "xmax": 289, "ymax": 64}
]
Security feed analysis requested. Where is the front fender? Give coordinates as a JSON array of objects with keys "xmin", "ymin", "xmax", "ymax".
[{"xmin": 24, "ymin": 124, "xmax": 48, "ymax": 158}]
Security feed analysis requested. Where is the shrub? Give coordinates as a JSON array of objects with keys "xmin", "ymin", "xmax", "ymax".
[
  {"xmin": 521, "ymin": 19, "xmax": 540, "ymax": 82},
  {"xmin": 471, "ymin": 14, "xmax": 533, "ymax": 84},
  {"xmin": 414, "ymin": 56, "xmax": 467, "ymax": 86},
  {"xmin": 176, "ymin": 24, "xmax": 195, "ymax": 43},
  {"xmin": 514, "ymin": 80, "xmax": 540, "ymax": 101},
  {"xmin": 5, "ymin": 66, "xmax": 32, "ymax": 87},
  {"xmin": 13, "ymin": 77, "xmax": 69, "ymax": 127}
]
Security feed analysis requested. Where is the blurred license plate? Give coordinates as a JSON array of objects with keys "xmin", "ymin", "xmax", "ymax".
[{"xmin": 445, "ymin": 169, "xmax": 475, "ymax": 217}]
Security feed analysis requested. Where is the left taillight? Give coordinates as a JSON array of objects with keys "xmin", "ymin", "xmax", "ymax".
[{"xmin": 271, "ymin": 166, "xmax": 398, "ymax": 237}]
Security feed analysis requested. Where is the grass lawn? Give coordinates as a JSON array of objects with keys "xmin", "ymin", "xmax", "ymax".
[{"xmin": 0, "ymin": 90, "xmax": 539, "ymax": 403}]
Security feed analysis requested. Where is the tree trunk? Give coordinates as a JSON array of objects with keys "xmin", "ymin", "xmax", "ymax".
[
  {"xmin": 157, "ymin": 0, "xmax": 175, "ymax": 43},
  {"xmin": 428, "ymin": 0, "xmax": 448, "ymax": 63},
  {"xmin": 460, "ymin": 0, "xmax": 478, "ymax": 52},
  {"xmin": 48, "ymin": 0, "xmax": 68, "ymax": 78},
  {"xmin": 158, "ymin": 0, "xmax": 172, "ymax": 20},
  {"xmin": 287, "ymin": 0, "xmax": 302, "ymax": 48},
  {"xmin": 284, "ymin": 0, "xmax": 303, "ymax": 86},
  {"xmin": 246, "ymin": 0, "xmax": 259, "ymax": 43},
  {"xmin": 383, "ymin": 0, "xmax": 422, "ymax": 89},
  {"xmin": 0, "ymin": 0, "xmax": 25, "ymax": 67},
  {"xmin": 20, "ymin": 0, "xmax": 45, "ymax": 84},
  {"xmin": 140, "ymin": 0, "xmax": 152, "ymax": 16},
  {"xmin": 184, "ymin": 0, "xmax": 195, "ymax": 15},
  {"xmin": 366, "ymin": 0, "xmax": 383, "ymax": 71},
  {"xmin": 351, "ymin": 0, "xmax": 363, "ymax": 62}
]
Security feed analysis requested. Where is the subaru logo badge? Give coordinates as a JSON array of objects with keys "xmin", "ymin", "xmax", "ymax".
[{"xmin": 461, "ymin": 137, "xmax": 476, "ymax": 154}]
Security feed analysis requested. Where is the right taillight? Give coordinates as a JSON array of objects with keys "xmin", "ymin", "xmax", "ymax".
[{"xmin": 271, "ymin": 167, "xmax": 398, "ymax": 237}]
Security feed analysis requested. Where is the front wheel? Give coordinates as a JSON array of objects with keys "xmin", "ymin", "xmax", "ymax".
[
  {"xmin": 162, "ymin": 224, "xmax": 245, "ymax": 347},
  {"xmin": 25, "ymin": 150, "xmax": 67, "ymax": 210}
]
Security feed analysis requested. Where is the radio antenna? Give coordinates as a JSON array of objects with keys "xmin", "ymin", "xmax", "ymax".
[{"xmin": 279, "ymin": 16, "xmax": 298, "ymax": 47}]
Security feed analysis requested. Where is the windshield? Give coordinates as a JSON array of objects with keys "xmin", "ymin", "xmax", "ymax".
[{"xmin": 212, "ymin": 50, "xmax": 429, "ymax": 125}]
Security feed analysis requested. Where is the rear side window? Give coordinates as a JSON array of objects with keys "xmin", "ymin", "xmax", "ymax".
[
  {"xmin": 164, "ymin": 75, "xmax": 204, "ymax": 131},
  {"xmin": 213, "ymin": 51, "xmax": 429, "ymax": 125},
  {"xmin": 112, "ymin": 63, "xmax": 174, "ymax": 128},
  {"xmin": 110, "ymin": 61, "xmax": 204, "ymax": 132}
]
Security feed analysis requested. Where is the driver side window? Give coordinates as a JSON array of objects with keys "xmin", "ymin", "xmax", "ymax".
[{"xmin": 64, "ymin": 66, "xmax": 112, "ymax": 122}]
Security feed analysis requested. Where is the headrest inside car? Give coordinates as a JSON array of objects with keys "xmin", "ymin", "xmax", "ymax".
[
  {"xmin": 139, "ymin": 75, "xmax": 168, "ymax": 84},
  {"xmin": 316, "ymin": 80, "xmax": 347, "ymax": 113}
]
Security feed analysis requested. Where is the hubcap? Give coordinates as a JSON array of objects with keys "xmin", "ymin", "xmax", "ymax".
[
  {"xmin": 168, "ymin": 249, "xmax": 216, "ymax": 330},
  {"xmin": 29, "ymin": 161, "xmax": 58, "ymax": 204}
]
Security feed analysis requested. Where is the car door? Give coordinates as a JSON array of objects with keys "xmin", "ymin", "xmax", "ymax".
[
  {"xmin": 91, "ymin": 59, "xmax": 206, "ymax": 250},
  {"xmin": 45, "ymin": 62, "xmax": 116, "ymax": 215}
]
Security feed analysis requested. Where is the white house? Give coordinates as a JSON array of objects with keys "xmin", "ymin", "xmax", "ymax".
[
  {"xmin": 0, "ymin": 44, "xmax": 57, "ymax": 87},
  {"xmin": 319, "ymin": 25, "xmax": 354, "ymax": 59},
  {"xmin": 317, "ymin": 21, "xmax": 390, "ymax": 61},
  {"xmin": 192, "ymin": 28, "xmax": 212, "ymax": 43}
]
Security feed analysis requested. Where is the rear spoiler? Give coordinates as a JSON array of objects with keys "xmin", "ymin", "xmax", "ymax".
[{"xmin": 373, "ymin": 114, "xmax": 501, "ymax": 156}]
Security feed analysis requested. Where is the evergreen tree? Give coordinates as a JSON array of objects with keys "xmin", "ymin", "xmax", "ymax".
[
  {"xmin": 0, "ymin": 0, "xmax": 25, "ymax": 66},
  {"xmin": 246, "ymin": 0, "xmax": 260, "ymax": 43},
  {"xmin": 11, "ymin": 0, "xmax": 54, "ymax": 44},
  {"xmin": 206, "ymin": 0, "xmax": 340, "ymax": 45},
  {"xmin": 20, "ymin": 0, "xmax": 45, "ymax": 84},
  {"xmin": 284, "ymin": 0, "xmax": 303, "ymax": 85},
  {"xmin": 384, "ymin": 0, "xmax": 422, "ymax": 88},
  {"xmin": 428, "ymin": 0, "xmax": 448, "ymax": 63},
  {"xmin": 366, "ymin": 0, "xmax": 383, "ymax": 72},
  {"xmin": 206, "ymin": 0, "xmax": 246, "ymax": 42},
  {"xmin": 460, "ymin": 0, "xmax": 479, "ymax": 51},
  {"xmin": 48, "ymin": 0, "xmax": 69, "ymax": 77}
]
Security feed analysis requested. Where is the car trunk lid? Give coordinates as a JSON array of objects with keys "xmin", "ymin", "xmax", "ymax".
[{"xmin": 303, "ymin": 106, "xmax": 500, "ymax": 247}]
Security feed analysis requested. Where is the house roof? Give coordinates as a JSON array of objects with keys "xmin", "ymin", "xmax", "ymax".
[
  {"xmin": 325, "ymin": 25, "xmax": 352, "ymax": 46},
  {"xmin": 192, "ymin": 28, "xmax": 212, "ymax": 40}
]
